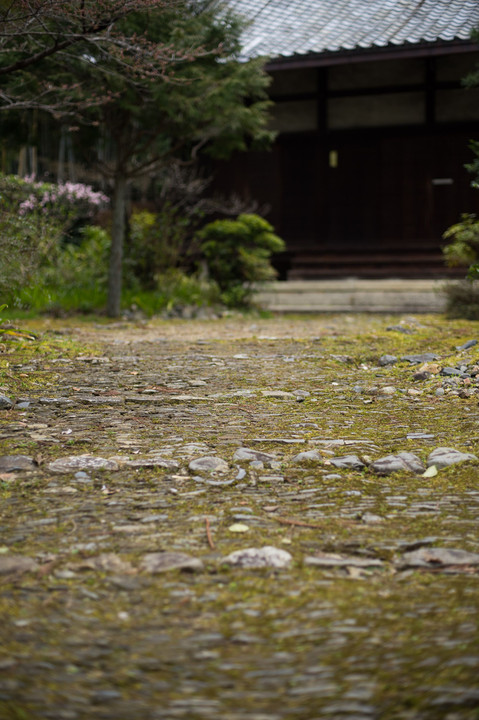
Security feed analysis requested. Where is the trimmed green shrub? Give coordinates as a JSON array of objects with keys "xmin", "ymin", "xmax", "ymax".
[
  {"xmin": 442, "ymin": 280, "xmax": 479, "ymax": 320},
  {"xmin": 196, "ymin": 213, "xmax": 285, "ymax": 306}
]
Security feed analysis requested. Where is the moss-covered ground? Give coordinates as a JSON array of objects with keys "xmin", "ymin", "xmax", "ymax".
[{"xmin": 1, "ymin": 313, "xmax": 479, "ymax": 720}]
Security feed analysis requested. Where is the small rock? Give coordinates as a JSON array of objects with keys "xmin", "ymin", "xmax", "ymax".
[
  {"xmin": 305, "ymin": 553, "xmax": 383, "ymax": 568},
  {"xmin": 76, "ymin": 553, "xmax": 136, "ymax": 574},
  {"xmin": 0, "ymin": 554, "xmax": 39, "ymax": 575},
  {"xmin": 401, "ymin": 353, "xmax": 439, "ymax": 364},
  {"xmin": 224, "ymin": 546, "xmax": 292, "ymax": 568},
  {"xmin": 261, "ymin": 390, "xmax": 296, "ymax": 400},
  {"xmin": 292, "ymin": 390, "xmax": 311, "ymax": 399},
  {"xmin": 378, "ymin": 355, "xmax": 397, "ymax": 366},
  {"xmin": 435, "ymin": 388, "xmax": 445, "ymax": 397},
  {"xmin": 233, "ymin": 448, "xmax": 276, "ymax": 463},
  {"xmin": 0, "ymin": 455, "xmax": 36, "ymax": 473},
  {"xmin": 427, "ymin": 447, "xmax": 478, "ymax": 469},
  {"xmin": 441, "ymin": 367, "xmax": 465, "ymax": 377},
  {"xmin": 370, "ymin": 452, "xmax": 424, "ymax": 475},
  {"xmin": 0, "ymin": 394, "xmax": 13, "ymax": 409},
  {"xmin": 456, "ymin": 339, "xmax": 477, "ymax": 350},
  {"xmin": 47, "ymin": 455, "xmax": 119, "ymax": 473},
  {"xmin": 398, "ymin": 547, "xmax": 479, "ymax": 569},
  {"xmin": 378, "ymin": 386, "xmax": 396, "ymax": 395},
  {"xmin": 330, "ymin": 454, "xmax": 365, "ymax": 470},
  {"xmin": 413, "ymin": 371, "xmax": 431, "ymax": 381},
  {"xmin": 419, "ymin": 363, "xmax": 441, "ymax": 375},
  {"xmin": 189, "ymin": 456, "xmax": 229, "ymax": 473},
  {"xmin": 140, "ymin": 552, "xmax": 203, "ymax": 574},
  {"xmin": 361, "ymin": 512, "xmax": 384, "ymax": 524},
  {"xmin": 291, "ymin": 450, "xmax": 322, "ymax": 464}
]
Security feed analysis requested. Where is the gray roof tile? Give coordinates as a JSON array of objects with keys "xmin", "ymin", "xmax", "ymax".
[{"xmin": 226, "ymin": 0, "xmax": 479, "ymax": 59}]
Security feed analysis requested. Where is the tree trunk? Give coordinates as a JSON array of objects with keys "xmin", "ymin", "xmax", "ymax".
[{"xmin": 107, "ymin": 172, "xmax": 127, "ymax": 317}]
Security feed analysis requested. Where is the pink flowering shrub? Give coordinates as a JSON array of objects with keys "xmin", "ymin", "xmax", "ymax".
[
  {"xmin": 0, "ymin": 173, "xmax": 109, "ymax": 302},
  {"xmin": 17, "ymin": 177, "xmax": 108, "ymax": 222}
]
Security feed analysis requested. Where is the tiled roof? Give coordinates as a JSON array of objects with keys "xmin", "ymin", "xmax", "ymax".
[{"xmin": 225, "ymin": 0, "xmax": 479, "ymax": 59}]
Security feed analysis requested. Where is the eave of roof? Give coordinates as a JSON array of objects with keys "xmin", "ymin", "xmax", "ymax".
[{"xmin": 265, "ymin": 38, "xmax": 479, "ymax": 71}]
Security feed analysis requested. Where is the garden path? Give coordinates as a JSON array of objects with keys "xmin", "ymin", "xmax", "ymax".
[{"xmin": 1, "ymin": 313, "xmax": 479, "ymax": 719}]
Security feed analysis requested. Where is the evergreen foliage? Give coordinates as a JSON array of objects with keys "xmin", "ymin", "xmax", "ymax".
[{"xmin": 197, "ymin": 213, "xmax": 285, "ymax": 306}]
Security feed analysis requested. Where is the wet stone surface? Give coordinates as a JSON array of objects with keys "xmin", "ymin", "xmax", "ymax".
[{"xmin": 1, "ymin": 314, "xmax": 479, "ymax": 719}]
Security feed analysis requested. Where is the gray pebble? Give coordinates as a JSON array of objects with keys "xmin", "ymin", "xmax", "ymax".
[
  {"xmin": 47, "ymin": 455, "xmax": 119, "ymax": 473},
  {"xmin": 399, "ymin": 547, "xmax": 479, "ymax": 569},
  {"xmin": 441, "ymin": 367, "xmax": 465, "ymax": 377},
  {"xmin": 233, "ymin": 448, "xmax": 276, "ymax": 463},
  {"xmin": 427, "ymin": 447, "xmax": 478, "ymax": 469},
  {"xmin": 370, "ymin": 452, "xmax": 424, "ymax": 475},
  {"xmin": 0, "ymin": 394, "xmax": 13, "ymax": 409},
  {"xmin": 188, "ymin": 456, "xmax": 229, "ymax": 473},
  {"xmin": 0, "ymin": 554, "xmax": 39, "ymax": 575},
  {"xmin": 140, "ymin": 552, "xmax": 203, "ymax": 573},
  {"xmin": 224, "ymin": 546, "xmax": 292, "ymax": 568},
  {"xmin": 378, "ymin": 355, "xmax": 398, "ymax": 366},
  {"xmin": 401, "ymin": 353, "xmax": 439, "ymax": 364},
  {"xmin": 291, "ymin": 450, "xmax": 322, "ymax": 464},
  {"xmin": 330, "ymin": 454, "xmax": 365, "ymax": 470},
  {"xmin": 456, "ymin": 339, "xmax": 477, "ymax": 350},
  {"xmin": 0, "ymin": 455, "xmax": 36, "ymax": 473}
]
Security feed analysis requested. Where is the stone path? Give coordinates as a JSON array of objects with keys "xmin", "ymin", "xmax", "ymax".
[{"xmin": 1, "ymin": 314, "xmax": 479, "ymax": 719}]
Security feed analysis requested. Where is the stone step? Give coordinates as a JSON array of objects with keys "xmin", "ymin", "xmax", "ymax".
[{"xmin": 254, "ymin": 279, "xmax": 448, "ymax": 313}]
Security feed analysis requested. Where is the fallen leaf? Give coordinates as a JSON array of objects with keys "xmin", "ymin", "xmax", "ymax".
[{"xmin": 228, "ymin": 523, "xmax": 250, "ymax": 533}]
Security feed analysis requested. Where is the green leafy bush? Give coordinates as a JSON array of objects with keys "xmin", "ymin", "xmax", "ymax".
[
  {"xmin": 442, "ymin": 214, "xmax": 479, "ymax": 276},
  {"xmin": 15, "ymin": 225, "xmax": 110, "ymax": 314},
  {"xmin": 0, "ymin": 173, "xmax": 108, "ymax": 304},
  {"xmin": 124, "ymin": 270, "xmax": 221, "ymax": 316},
  {"xmin": 196, "ymin": 213, "xmax": 285, "ymax": 306},
  {"xmin": 442, "ymin": 280, "xmax": 479, "ymax": 320},
  {"xmin": 126, "ymin": 206, "xmax": 193, "ymax": 291}
]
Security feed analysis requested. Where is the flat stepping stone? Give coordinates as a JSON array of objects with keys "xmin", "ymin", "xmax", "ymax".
[
  {"xmin": 124, "ymin": 456, "xmax": 179, "ymax": 469},
  {"xmin": 398, "ymin": 547, "xmax": 479, "ymax": 569},
  {"xmin": 0, "ymin": 554, "xmax": 39, "ymax": 575},
  {"xmin": 233, "ymin": 448, "xmax": 277, "ymax": 463},
  {"xmin": 427, "ymin": 447, "xmax": 477, "ymax": 469},
  {"xmin": 76, "ymin": 553, "xmax": 136, "ymax": 574},
  {"xmin": 189, "ymin": 456, "xmax": 229, "ymax": 473},
  {"xmin": 0, "ymin": 394, "xmax": 13, "ymax": 409},
  {"xmin": 304, "ymin": 553, "xmax": 383, "ymax": 568},
  {"xmin": 401, "ymin": 353, "xmax": 439, "ymax": 364},
  {"xmin": 140, "ymin": 552, "xmax": 203, "ymax": 573},
  {"xmin": 224, "ymin": 546, "xmax": 292, "ymax": 568},
  {"xmin": 47, "ymin": 454, "xmax": 119, "ymax": 473},
  {"xmin": 0, "ymin": 455, "xmax": 37, "ymax": 473},
  {"xmin": 330, "ymin": 454, "xmax": 365, "ymax": 470},
  {"xmin": 291, "ymin": 450, "xmax": 323, "ymax": 464},
  {"xmin": 370, "ymin": 452, "xmax": 424, "ymax": 475}
]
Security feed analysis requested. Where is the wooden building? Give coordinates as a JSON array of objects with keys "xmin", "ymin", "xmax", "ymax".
[{"xmin": 217, "ymin": 0, "xmax": 479, "ymax": 279}]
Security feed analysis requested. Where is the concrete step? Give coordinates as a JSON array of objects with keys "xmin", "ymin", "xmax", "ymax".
[{"xmin": 254, "ymin": 279, "xmax": 448, "ymax": 313}]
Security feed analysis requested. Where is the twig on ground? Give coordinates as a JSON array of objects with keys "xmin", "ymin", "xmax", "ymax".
[{"xmin": 205, "ymin": 516, "xmax": 216, "ymax": 550}]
